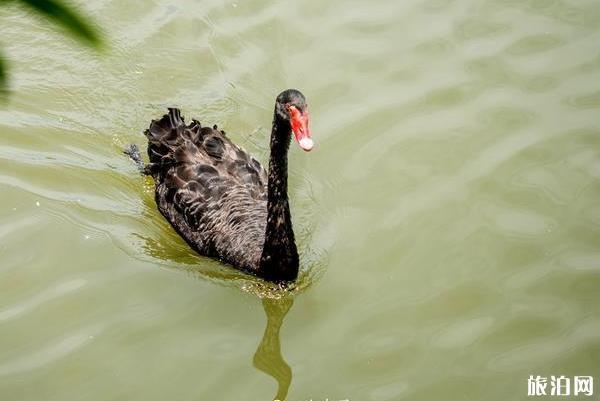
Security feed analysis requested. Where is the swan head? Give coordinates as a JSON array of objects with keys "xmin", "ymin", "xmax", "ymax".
[{"xmin": 276, "ymin": 89, "xmax": 313, "ymax": 152}]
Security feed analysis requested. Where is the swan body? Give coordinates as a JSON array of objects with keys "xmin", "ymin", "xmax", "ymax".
[{"xmin": 128, "ymin": 90, "xmax": 312, "ymax": 282}]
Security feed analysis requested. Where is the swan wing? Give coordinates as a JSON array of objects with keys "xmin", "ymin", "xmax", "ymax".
[
  {"xmin": 144, "ymin": 108, "xmax": 267, "ymax": 270},
  {"xmin": 145, "ymin": 108, "xmax": 267, "ymax": 198}
]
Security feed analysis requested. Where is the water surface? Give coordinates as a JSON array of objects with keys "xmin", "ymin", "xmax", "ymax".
[{"xmin": 1, "ymin": 0, "xmax": 600, "ymax": 400}]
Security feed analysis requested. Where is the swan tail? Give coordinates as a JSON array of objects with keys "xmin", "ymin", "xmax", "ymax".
[{"xmin": 145, "ymin": 108, "xmax": 188, "ymax": 165}]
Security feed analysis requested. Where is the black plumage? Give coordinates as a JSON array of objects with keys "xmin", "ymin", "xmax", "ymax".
[{"xmin": 127, "ymin": 89, "xmax": 312, "ymax": 282}]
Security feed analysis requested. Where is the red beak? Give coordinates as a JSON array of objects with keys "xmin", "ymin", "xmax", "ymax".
[{"xmin": 288, "ymin": 105, "xmax": 313, "ymax": 151}]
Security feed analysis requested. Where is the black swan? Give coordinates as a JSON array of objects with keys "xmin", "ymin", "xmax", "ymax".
[{"xmin": 126, "ymin": 89, "xmax": 313, "ymax": 282}]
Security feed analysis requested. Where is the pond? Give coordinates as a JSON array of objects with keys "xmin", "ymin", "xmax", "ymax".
[{"xmin": 1, "ymin": 0, "xmax": 599, "ymax": 400}]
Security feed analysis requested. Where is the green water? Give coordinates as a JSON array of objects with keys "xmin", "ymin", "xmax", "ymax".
[{"xmin": 1, "ymin": 0, "xmax": 600, "ymax": 400}]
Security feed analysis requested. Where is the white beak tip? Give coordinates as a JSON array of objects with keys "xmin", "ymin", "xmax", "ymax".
[{"xmin": 299, "ymin": 137, "xmax": 314, "ymax": 151}]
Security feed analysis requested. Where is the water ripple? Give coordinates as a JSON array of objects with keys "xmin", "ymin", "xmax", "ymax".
[
  {"xmin": 0, "ymin": 324, "xmax": 101, "ymax": 377},
  {"xmin": 1, "ymin": 0, "xmax": 599, "ymax": 399},
  {"xmin": 0, "ymin": 279, "xmax": 87, "ymax": 323}
]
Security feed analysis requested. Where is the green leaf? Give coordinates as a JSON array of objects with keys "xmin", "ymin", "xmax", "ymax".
[
  {"xmin": 15, "ymin": 0, "xmax": 102, "ymax": 48},
  {"xmin": 0, "ymin": 51, "xmax": 7, "ymax": 102}
]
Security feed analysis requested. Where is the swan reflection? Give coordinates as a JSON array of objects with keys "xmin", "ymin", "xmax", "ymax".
[
  {"xmin": 253, "ymin": 296, "xmax": 294, "ymax": 401},
  {"xmin": 134, "ymin": 209, "xmax": 309, "ymax": 401}
]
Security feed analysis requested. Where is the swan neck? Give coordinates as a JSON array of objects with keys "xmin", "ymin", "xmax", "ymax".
[{"xmin": 259, "ymin": 113, "xmax": 299, "ymax": 282}]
